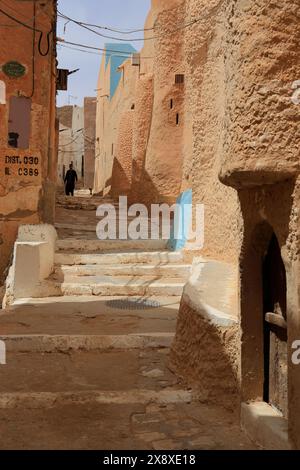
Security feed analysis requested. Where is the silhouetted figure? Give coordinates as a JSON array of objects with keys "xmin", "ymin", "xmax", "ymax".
[{"xmin": 64, "ymin": 163, "xmax": 78, "ymax": 196}]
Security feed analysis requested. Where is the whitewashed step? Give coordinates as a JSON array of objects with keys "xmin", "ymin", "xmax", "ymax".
[
  {"xmin": 55, "ymin": 263, "xmax": 191, "ymax": 278},
  {"xmin": 56, "ymin": 239, "xmax": 168, "ymax": 253},
  {"xmin": 59, "ymin": 276, "xmax": 185, "ymax": 297},
  {"xmin": 54, "ymin": 251, "xmax": 183, "ymax": 266}
]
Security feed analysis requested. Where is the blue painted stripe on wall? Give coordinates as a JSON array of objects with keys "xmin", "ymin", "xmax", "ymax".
[{"xmin": 104, "ymin": 43, "xmax": 137, "ymax": 99}]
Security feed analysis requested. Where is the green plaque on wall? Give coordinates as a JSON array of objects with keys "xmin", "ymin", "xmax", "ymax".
[{"xmin": 2, "ymin": 61, "xmax": 26, "ymax": 78}]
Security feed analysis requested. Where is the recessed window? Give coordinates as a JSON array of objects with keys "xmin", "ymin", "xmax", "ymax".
[
  {"xmin": 175, "ymin": 74, "xmax": 184, "ymax": 85},
  {"xmin": 170, "ymin": 99, "xmax": 173, "ymax": 109},
  {"xmin": 8, "ymin": 96, "xmax": 31, "ymax": 149},
  {"xmin": 176, "ymin": 113, "xmax": 179, "ymax": 125},
  {"xmin": 131, "ymin": 104, "xmax": 135, "ymax": 110}
]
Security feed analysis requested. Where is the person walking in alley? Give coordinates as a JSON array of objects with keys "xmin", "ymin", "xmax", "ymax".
[{"xmin": 64, "ymin": 163, "xmax": 78, "ymax": 196}]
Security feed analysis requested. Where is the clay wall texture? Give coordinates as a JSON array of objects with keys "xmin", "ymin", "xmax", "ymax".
[
  {"xmin": 94, "ymin": 53, "xmax": 139, "ymax": 195},
  {"xmin": 93, "ymin": 1, "xmax": 300, "ymax": 445},
  {"xmin": 84, "ymin": 97, "xmax": 96, "ymax": 189},
  {"xmin": 0, "ymin": 0, "xmax": 57, "ymax": 283}
]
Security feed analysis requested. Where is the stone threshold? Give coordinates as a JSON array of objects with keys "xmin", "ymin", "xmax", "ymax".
[{"xmin": 241, "ymin": 401, "xmax": 292, "ymax": 450}]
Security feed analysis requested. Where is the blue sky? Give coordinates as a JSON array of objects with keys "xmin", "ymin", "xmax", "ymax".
[{"xmin": 57, "ymin": 0, "xmax": 151, "ymax": 107}]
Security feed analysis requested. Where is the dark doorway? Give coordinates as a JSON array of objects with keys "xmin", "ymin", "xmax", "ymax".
[{"xmin": 262, "ymin": 233, "xmax": 288, "ymax": 416}]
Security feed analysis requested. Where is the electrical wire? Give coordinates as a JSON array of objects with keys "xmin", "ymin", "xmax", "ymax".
[
  {"xmin": 59, "ymin": 12, "xmax": 153, "ymax": 35},
  {"xmin": 57, "ymin": 10, "xmax": 202, "ymax": 42},
  {"xmin": 57, "ymin": 39, "xmax": 153, "ymax": 59},
  {"xmin": 0, "ymin": 6, "xmax": 53, "ymax": 56},
  {"xmin": 0, "ymin": 0, "xmax": 35, "ymax": 24},
  {"xmin": 58, "ymin": 43, "xmax": 101, "ymax": 56},
  {"xmin": 29, "ymin": 1, "xmax": 36, "ymax": 98},
  {"xmin": 58, "ymin": 43, "xmax": 146, "ymax": 60}
]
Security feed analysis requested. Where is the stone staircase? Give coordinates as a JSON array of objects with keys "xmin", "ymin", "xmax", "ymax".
[
  {"xmin": 0, "ymin": 197, "xmax": 255, "ymax": 450},
  {"xmin": 48, "ymin": 238, "xmax": 191, "ymax": 299}
]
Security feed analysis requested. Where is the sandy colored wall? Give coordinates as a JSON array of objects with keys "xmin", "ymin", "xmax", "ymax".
[
  {"xmin": 94, "ymin": 53, "xmax": 139, "ymax": 196},
  {"xmin": 0, "ymin": 0, "xmax": 57, "ymax": 284},
  {"xmin": 219, "ymin": 0, "xmax": 300, "ymax": 188},
  {"xmin": 84, "ymin": 97, "xmax": 96, "ymax": 189},
  {"xmin": 171, "ymin": 0, "xmax": 300, "ymax": 447},
  {"xmin": 57, "ymin": 106, "xmax": 73, "ymax": 183},
  {"xmin": 182, "ymin": 0, "xmax": 242, "ymax": 264},
  {"xmin": 71, "ymin": 105, "xmax": 84, "ymax": 181},
  {"xmin": 94, "ymin": 0, "xmax": 186, "ymax": 204},
  {"xmin": 111, "ymin": 110, "xmax": 134, "ymax": 197},
  {"xmin": 136, "ymin": 0, "xmax": 186, "ymax": 205}
]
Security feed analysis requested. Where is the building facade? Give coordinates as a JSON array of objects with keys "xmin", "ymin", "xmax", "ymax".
[
  {"xmin": 83, "ymin": 97, "xmax": 96, "ymax": 190},
  {"xmin": 0, "ymin": 0, "xmax": 57, "ymax": 286},
  {"xmin": 93, "ymin": 0, "xmax": 300, "ymax": 449},
  {"xmin": 57, "ymin": 104, "xmax": 84, "ymax": 185}
]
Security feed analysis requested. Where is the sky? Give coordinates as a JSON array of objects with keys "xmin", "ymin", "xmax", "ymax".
[{"xmin": 56, "ymin": 0, "xmax": 151, "ymax": 107}]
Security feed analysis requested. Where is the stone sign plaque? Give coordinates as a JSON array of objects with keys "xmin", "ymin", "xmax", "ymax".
[{"xmin": 2, "ymin": 61, "xmax": 26, "ymax": 78}]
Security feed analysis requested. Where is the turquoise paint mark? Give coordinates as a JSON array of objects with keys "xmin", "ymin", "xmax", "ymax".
[
  {"xmin": 168, "ymin": 189, "xmax": 193, "ymax": 251},
  {"xmin": 105, "ymin": 43, "xmax": 137, "ymax": 99}
]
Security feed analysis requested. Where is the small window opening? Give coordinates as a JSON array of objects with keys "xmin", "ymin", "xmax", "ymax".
[
  {"xmin": 81, "ymin": 155, "xmax": 84, "ymax": 178},
  {"xmin": 8, "ymin": 96, "xmax": 31, "ymax": 149},
  {"xmin": 176, "ymin": 113, "xmax": 179, "ymax": 125},
  {"xmin": 170, "ymin": 99, "xmax": 173, "ymax": 109},
  {"xmin": 112, "ymin": 143, "xmax": 114, "ymax": 155},
  {"xmin": 131, "ymin": 104, "xmax": 135, "ymax": 110},
  {"xmin": 175, "ymin": 74, "xmax": 184, "ymax": 85}
]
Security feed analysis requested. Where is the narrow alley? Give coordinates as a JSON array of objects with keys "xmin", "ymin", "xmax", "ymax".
[
  {"xmin": 0, "ymin": 0, "xmax": 299, "ymax": 455},
  {"xmin": 0, "ymin": 193, "xmax": 255, "ymax": 450}
]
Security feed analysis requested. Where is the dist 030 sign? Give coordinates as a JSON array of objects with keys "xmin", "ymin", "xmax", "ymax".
[{"xmin": 2, "ymin": 61, "xmax": 26, "ymax": 78}]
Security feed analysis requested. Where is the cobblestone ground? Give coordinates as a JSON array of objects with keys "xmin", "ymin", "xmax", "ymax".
[{"xmin": 0, "ymin": 195, "xmax": 257, "ymax": 450}]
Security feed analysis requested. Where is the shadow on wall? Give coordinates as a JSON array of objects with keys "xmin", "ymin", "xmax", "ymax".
[
  {"xmin": 111, "ymin": 158, "xmax": 131, "ymax": 198},
  {"xmin": 170, "ymin": 297, "xmax": 240, "ymax": 412},
  {"xmin": 129, "ymin": 161, "xmax": 177, "ymax": 207}
]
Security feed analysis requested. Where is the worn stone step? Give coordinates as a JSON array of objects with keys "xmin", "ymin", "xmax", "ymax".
[
  {"xmin": 0, "ymin": 333, "xmax": 175, "ymax": 352},
  {"xmin": 56, "ymin": 239, "xmax": 168, "ymax": 253},
  {"xmin": 57, "ymin": 276, "xmax": 185, "ymax": 297},
  {"xmin": 0, "ymin": 296, "xmax": 180, "ymax": 336},
  {"xmin": 54, "ymin": 250, "xmax": 183, "ymax": 266},
  {"xmin": 55, "ymin": 263, "xmax": 191, "ymax": 279},
  {"xmin": 0, "ymin": 390, "xmax": 193, "ymax": 411},
  {"xmin": 0, "ymin": 349, "xmax": 179, "ymax": 394}
]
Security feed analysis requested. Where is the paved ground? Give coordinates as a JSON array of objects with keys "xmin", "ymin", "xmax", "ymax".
[
  {"xmin": 0, "ymin": 402, "xmax": 256, "ymax": 450},
  {"xmin": 0, "ymin": 195, "xmax": 257, "ymax": 450}
]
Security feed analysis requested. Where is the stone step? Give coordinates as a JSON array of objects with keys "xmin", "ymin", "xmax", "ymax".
[
  {"xmin": 56, "ymin": 276, "xmax": 185, "ymax": 297},
  {"xmin": 56, "ymin": 238, "xmax": 168, "ymax": 253},
  {"xmin": 0, "ymin": 333, "xmax": 175, "ymax": 352},
  {"xmin": 0, "ymin": 348, "xmax": 179, "ymax": 394},
  {"xmin": 55, "ymin": 263, "xmax": 191, "ymax": 279},
  {"xmin": 0, "ymin": 296, "xmax": 180, "ymax": 336},
  {"xmin": 54, "ymin": 251, "xmax": 183, "ymax": 266},
  {"xmin": 0, "ymin": 389, "xmax": 193, "ymax": 410}
]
